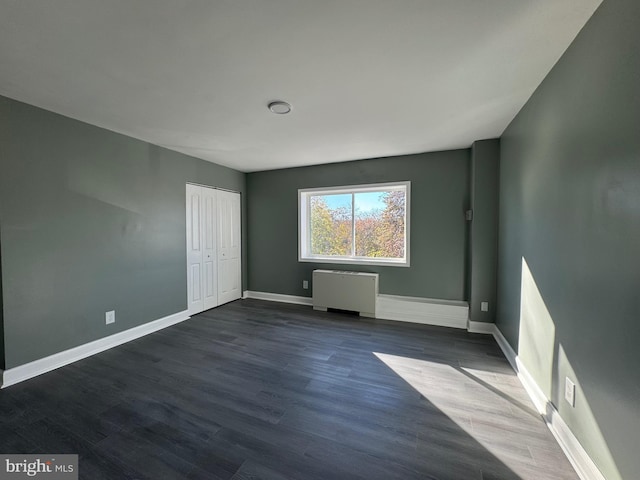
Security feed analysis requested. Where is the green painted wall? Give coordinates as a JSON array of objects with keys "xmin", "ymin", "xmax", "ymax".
[
  {"xmin": 247, "ymin": 150, "xmax": 470, "ymax": 300},
  {"xmin": 469, "ymin": 139, "xmax": 499, "ymax": 323},
  {"xmin": 497, "ymin": 1, "xmax": 640, "ymax": 478},
  {"xmin": 0, "ymin": 233, "xmax": 4, "ymax": 370},
  {"xmin": 0, "ymin": 96, "xmax": 246, "ymax": 369}
]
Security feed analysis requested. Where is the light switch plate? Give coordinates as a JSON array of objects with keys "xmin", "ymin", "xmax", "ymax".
[
  {"xmin": 565, "ymin": 377, "xmax": 576, "ymax": 407},
  {"xmin": 481, "ymin": 302, "xmax": 489, "ymax": 312},
  {"xmin": 105, "ymin": 310, "xmax": 115, "ymax": 325}
]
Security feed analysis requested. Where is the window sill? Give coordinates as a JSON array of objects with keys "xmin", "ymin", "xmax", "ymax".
[{"xmin": 298, "ymin": 257, "xmax": 410, "ymax": 268}]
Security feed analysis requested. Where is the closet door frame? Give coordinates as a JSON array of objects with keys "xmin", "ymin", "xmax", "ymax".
[{"xmin": 186, "ymin": 183, "xmax": 242, "ymax": 315}]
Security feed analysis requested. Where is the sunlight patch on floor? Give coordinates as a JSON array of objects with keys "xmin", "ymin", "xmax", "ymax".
[{"xmin": 373, "ymin": 351, "xmax": 547, "ymax": 478}]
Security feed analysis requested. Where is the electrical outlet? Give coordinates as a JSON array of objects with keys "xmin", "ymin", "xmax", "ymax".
[
  {"xmin": 481, "ymin": 302, "xmax": 489, "ymax": 312},
  {"xmin": 565, "ymin": 377, "xmax": 576, "ymax": 407},
  {"xmin": 105, "ymin": 310, "xmax": 115, "ymax": 325},
  {"xmin": 303, "ymin": 280, "xmax": 309, "ymax": 289}
]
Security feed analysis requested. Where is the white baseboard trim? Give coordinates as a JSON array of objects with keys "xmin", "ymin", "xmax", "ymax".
[
  {"xmin": 467, "ymin": 320, "xmax": 497, "ymax": 334},
  {"xmin": 492, "ymin": 325, "xmax": 518, "ymax": 372},
  {"xmin": 245, "ymin": 291, "xmax": 469, "ymax": 329},
  {"xmin": 243, "ymin": 290, "xmax": 313, "ymax": 306},
  {"xmin": 545, "ymin": 402, "xmax": 606, "ymax": 480},
  {"xmin": 1, "ymin": 309, "xmax": 190, "ymax": 388},
  {"xmin": 376, "ymin": 294, "xmax": 468, "ymax": 329},
  {"xmin": 492, "ymin": 326, "xmax": 605, "ymax": 480}
]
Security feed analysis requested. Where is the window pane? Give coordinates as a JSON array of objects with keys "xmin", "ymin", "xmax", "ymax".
[
  {"xmin": 354, "ymin": 191, "xmax": 384, "ymax": 257},
  {"xmin": 309, "ymin": 194, "xmax": 352, "ymax": 256},
  {"xmin": 355, "ymin": 190, "xmax": 405, "ymax": 259}
]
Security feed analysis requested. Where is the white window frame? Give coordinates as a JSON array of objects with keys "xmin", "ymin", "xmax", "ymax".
[{"xmin": 298, "ymin": 181, "xmax": 410, "ymax": 267}]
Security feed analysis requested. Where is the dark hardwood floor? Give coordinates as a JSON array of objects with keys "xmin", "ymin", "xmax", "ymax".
[{"xmin": 0, "ymin": 299, "xmax": 578, "ymax": 479}]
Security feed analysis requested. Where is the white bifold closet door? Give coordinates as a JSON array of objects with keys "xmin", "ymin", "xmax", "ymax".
[
  {"xmin": 217, "ymin": 189, "xmax": 242, "ymax": 305},
  {"xmin": 186, "ymin": 184, "xmax": 241, "ymax": 315}
]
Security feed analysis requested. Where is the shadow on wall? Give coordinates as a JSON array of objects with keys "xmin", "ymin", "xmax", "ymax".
[{"xmin": 518, "ymin": 257, "xmax": 620, "ymax": 479}]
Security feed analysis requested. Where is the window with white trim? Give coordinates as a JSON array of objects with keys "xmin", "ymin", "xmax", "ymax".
[{"xmin": 299, "ymin": 182, "xmax": 410, "ymax": 266}]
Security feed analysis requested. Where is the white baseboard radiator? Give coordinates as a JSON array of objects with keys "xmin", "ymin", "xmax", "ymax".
[{"xmin": 312, "ymin": 270, "xmax": 379, "ymax": 318}]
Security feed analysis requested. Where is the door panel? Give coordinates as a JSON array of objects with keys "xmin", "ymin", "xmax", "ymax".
[
  {"xmin": 218, "ymin": 190, "xmax": 241, "ymax": 305},
  {"xmin": 186, "ymin": 185, "xmax": 204, "ymax": 314},
  {"xmin": 202, "ymin": 188, "xmax": 218, "ymax": 310},
  {"xmin": 190, "ymin": 264, "xmax": 201, "ymax": 301}
]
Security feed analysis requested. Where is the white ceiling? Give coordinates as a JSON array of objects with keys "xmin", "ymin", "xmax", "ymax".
[{"xmin": 0, "ymin": 0, "xmax": 601, "ymax": 172}]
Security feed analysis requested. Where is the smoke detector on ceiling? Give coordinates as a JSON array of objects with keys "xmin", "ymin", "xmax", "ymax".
[{"xmin": 268, "ymin": 101, "xmax": 292, "ymax": 114}]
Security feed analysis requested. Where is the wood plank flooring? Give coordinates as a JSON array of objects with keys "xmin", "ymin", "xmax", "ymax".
[{"xmin": 0, "ymin": 299, "xmax": 578, "ymax": 479}]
